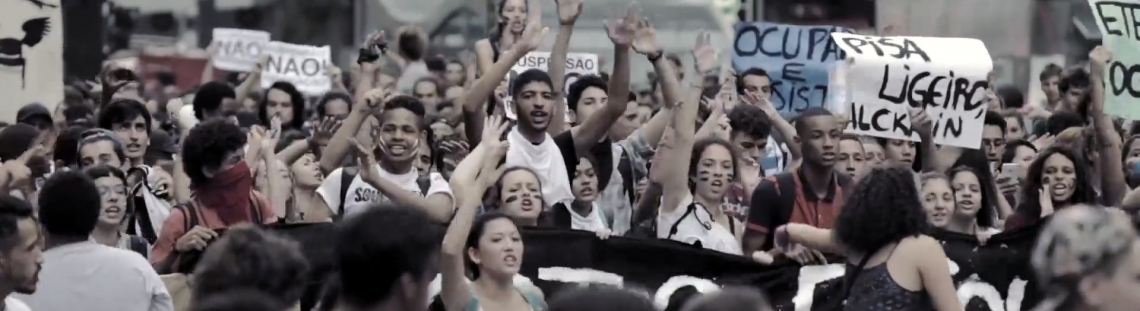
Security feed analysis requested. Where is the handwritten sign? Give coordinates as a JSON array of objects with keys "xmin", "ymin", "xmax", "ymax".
[
  {"xmin": 0, "ymin": 0, "xmax": 63, "ymax": 120},
  {"xmin": 504, "ymin": 52, "xmax": 598, "ymax": 120},
  {"xmin": 1090, "ymin": 0, "xmax": 1140, "ymax": 120},
  {"xmin": 210, "ymin": 28, "xmax": 270, "ymax": 72},
  {"xmin": 260, "ymin": 42, "xmax": 331, "ymax": 95},
  {"xmin": 731, "ymin": 22, "xmax": 852, "ymax": 116},
  {"xmin": 831, "ymin": 33, "xmax": 992, "ymax": 149}
]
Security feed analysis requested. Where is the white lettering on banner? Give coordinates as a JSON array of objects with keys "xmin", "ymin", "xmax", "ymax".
[
  {"xmin": 830, "ymin": 33, "xmax": 993, "ymax": 149},
  {"xmin": 425, "ymin": 267, "xmax": 722, "ymax": 307},
  {"xmin": 503, "ymin": 52, "xmax": 599, "ymax": 120},
  {"xmin": 210, "ymin": 28, "xmax": 271, "ymax": 72},
  {"xmin": 260, "ymin": 42, "xmax": 332, "ymax": 95},
  {"xmin": 0, "ymin": 1, "xmax": 63, "ymax": 121},
  {"xmin": 793, "ymin": 259, "xmax": 1024, "ymax": 311},
  {"xmin": 653, "ymin": 276, "xmax": 722, "ymax": 310}
]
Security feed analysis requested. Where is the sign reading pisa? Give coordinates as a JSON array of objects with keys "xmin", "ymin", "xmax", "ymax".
[
  {"xmin": 504, "ymin": 52, "xmax": 598, "ymax": 120},
  {"xmin": 211, "ymin": 28, "xmax": 271, "ymax": 72},
  {"xmin": 831, "ymin": 33, "xmax": 992, "ymax": 149},
  {"xmin": 1090, "ymin": 0, "xmax": 1140, "ymax": 120},
  {"xmin": 731, "ymin": 22, "xmax": 853, "ymax": 116},
  {"xmin": 261, "ymin": 42, "xmax": 331, "ymax": 95},
  {"xmin": 0, "ymin": 0, "xmax": 63, "ymax": 121}
]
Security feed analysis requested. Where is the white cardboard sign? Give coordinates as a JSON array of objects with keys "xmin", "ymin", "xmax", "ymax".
[
  {"xmin": 830, "ymin": 33, "xmax": 993, "ymax": 149},
  {"xmin": 504, "ymin": 52, "xmax": 599, "ymax": 120},
  {"xmin": 0, "ymin": 1, "xmax": 63, "ymax": 120},
  {"xmin": 210, "ymin": 28, "xmax": 271, "ymax": 72},
  {"xmin": 260, "ymin": 42, "xmax": 331, "ymax": 95}
]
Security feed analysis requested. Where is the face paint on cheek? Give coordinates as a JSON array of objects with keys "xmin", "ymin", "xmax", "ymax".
[
  {"xmin": 1043, "ymin": 176, "xmax": 1051, "ymax": 184},
  {"xmin": 697, "ymin": 169, "xmax": 710, "ymax": 182},
  {"xmin": 504, "ymin": 195, "xmax": 520, "ymax": 203}
]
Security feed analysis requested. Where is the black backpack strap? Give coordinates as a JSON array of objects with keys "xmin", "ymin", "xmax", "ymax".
[
  {"xmin": 665, "ymin": 202, "xmax": 701, "ymax": 241},
  {"xmin": 127, "ymin": 166, "xmax": 158, "ymax": 244},
  {"xmin": 128, "ymin": 235, "xmax": 148, "ymax": 258},
  {"xmin": 339, "ymin": 167, "xmax": 359, "ymax": 216},
  {"xmin": 416, "ymin": 175, "xmax": 432, "ymax": 196},
  {"xmin": 839, "ymin": 244, "xmax": 888, "ymax": 304},
  {"xmin": 618, "ymin": 149, "xmax": 636, "ymax": 206}
]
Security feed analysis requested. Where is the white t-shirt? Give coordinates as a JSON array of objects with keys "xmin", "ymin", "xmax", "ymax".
[
  {"xmin": 14, "ymin": 241, "xmax": 172, "ymax": 311},
  {"xmin": 316, "ymin": 165, "xmax": 452, "ymax": 218},
  {"xmin": 569, "ymin": 203, "xmax": 607, "ymax": 232},
  {"xmin": 5, "ymin": 296, "xmax": 31, "ymax": 311},
  {"xmin": 656, "ymin": 194, "xmax": 742, "ymax": 255}
]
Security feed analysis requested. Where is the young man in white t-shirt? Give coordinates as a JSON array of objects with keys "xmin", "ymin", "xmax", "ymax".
[{"xmin": 317, "ymin": 95, "xmax": 454, "ymax": 222}]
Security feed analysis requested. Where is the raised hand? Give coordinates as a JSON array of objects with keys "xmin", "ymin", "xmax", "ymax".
[
  {"xmin": 481, "ymin": 114, "xmax": 511, "ymax": 150},
  {"xmin": 691, "ymin": 32, "xmax": 717, "ymax": 75},
  {"xmin": 1090, "ymin": 45, "xmax": 1113, "ymax": 67},
  {"xmin": 556, "ymin": 0, "xmax": 582, "ymax": 25},
  {"xmin": 630, "ymin": 18, "xmax": 659, "ymax": 55},
  {"xmin": 514, "ymin": 1, "xmax": 549, "ymax": 53},
  {"xmin": 357, "ymin": 87, "xmax": 389, "ymax": 114},
  {"xmin": 350, "ymin": 137, "xmax": 381, "ymax": 184},
  {"xmin": 909, "ymin": 108, "xmax": 933, "ymax": 137},
  {"xmin": 604, "ymin": 3, "xmax": 640, "ymax": 46}
]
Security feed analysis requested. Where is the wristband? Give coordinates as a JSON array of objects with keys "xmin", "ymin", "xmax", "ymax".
[{"xmin": 647, "ymin": 50, "xmax": 664, "ymax": 63}]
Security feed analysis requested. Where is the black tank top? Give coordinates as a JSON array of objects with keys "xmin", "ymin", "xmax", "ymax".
[{"xmin": 842, "ymin": 246, "xmax": 935, "ymax": 311}]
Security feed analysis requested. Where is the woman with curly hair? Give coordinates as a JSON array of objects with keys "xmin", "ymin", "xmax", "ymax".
[
  {"xmin": 770, "ymin": 167, "xmax": 960, "ymax": 311},
  {"xmin": 1006, "ymin": 147, "xmax": 1099, "ymax": 230},
  {"xmin": 1030, "ymin": 205, "xmax": 1140, "ymax": 311},
  {"xmin": 944, "ymin": 165, "xmax": 1000, "ymax": 235}
]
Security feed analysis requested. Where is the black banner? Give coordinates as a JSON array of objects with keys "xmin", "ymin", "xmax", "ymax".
[{"xmin": 270, "ymin": 223, "xmax": 1043, "ymax": 311}]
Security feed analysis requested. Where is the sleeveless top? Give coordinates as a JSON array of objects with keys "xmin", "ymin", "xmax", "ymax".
[
  {"xmin": 465, "ymin": 289, "xmax": 546, "ymax": 311},
  {"xmin": 843, "ymin": 245, "xmax": 934, "ymax": 311}
]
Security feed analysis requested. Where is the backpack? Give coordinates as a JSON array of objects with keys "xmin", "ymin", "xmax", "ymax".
[
  {"xmin": 337, "ymin": 167, "xmax": 433, "ymax": 216},
  {"xmin": 157, "ymin": 195, "xmax": 263, "ymax": 274}
]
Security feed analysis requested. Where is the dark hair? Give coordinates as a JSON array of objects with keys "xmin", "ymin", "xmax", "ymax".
[
  {"xmin": 193, "ymin": 82, "xmax": 236, "ymax": 121},
  {"xmin": 316, "ymin": 92, "xmax": 353, "ymax": 119},
  {"xmin": 548, "ymin": 285, "xmax": 656, "ymax": 311},
  {"xmin": 181, "ymin": 119, "xmax": 248, "ymax": 186},
  {"xmin": 76, "ymin": 128, "xmax": 126, "ymax": 169},
  {"xmin": 1015, "ymin": 147, "xmax": 1098, "ymax": 220},
  {"xmin": 465, "ymin": 210, "xmax": 517, "ymax": 279},
  {"xmin": 413, "ymin": 77, "xmax": 445, "ymax": 97},
  {"xmin": 1059, "ymin": 68, "xmax": 1091, "ymax": 94},
  {"xmin": 1002, "ymin": 140, "xmax": 1038, "ymax": 163},
  {"xmin": 511, "ymin": 69, "xmax": 554, "ymax": 100},
  {"xmin": 679, "ymin": 287, "xmax": 774, "ymax": 311},
  {"xmin": 98, "ymin": 99, "xmax": 153, "ymax": 132},
  {"xmin": 792, "ymin": 107, "xmax": 835, "ymax": 134},
  {"xmin": 379, "ymin": 95, "xmax": 427, "ymax": 130},
  {"xmin": 834, "ymin": 167, "xmax": 929, "ymax": 253},
  {"xmin": 259, "ymin": 82, "xmax": 307, "ymax": 130},
  {"xmin": 735, "ymin": 67, "xmax": 770, "ymax": 95},
  {"xmin": 193, "ymin": 225, "xmax": 310, "ymax": 307},
  {"xmin": 567, "ymin": 75, "xmax": 607, "ymax": 112},
  {"xmin": 337, "ymin": 204, "xmax": 443, "ymax": 308},
  {"xmin": 191, "ymin": 289, "xmax": 289, "ymax": 311},
  {"xmin": 0, "ymin": 124, "xmax": 39, "ymax": 162},
  {"xmin": 38, "ymin": 171, "xmax": 102, "ymax": 238},
  {"xmin": 1045, "ymin": 112, "xmax": 1087, "ymax": 136},
  {"xmin": 397, "ymin": 30, "xmax": 426, "ymax": 61},
  {"xmin": 0, "ymin": 196, "xmax": 35, "ymax": 253},
  {"xmin": 82, "ymin": 164, "xmax": 130, "ymax": 215},
  {"xmin": 984, "ymin": 111, "xmax": 1007, "ymax": 133},
  {"xmin": 727, "ymin": 104, "xmax": 772, "ymax": 141},
  {"xmin": 274, "ymin": 130, "xmax": 309, "ymax": 154},
  {"xmin": 236, "ymin": 112, "xmax": 261, "ymax": 129},
  {"xmin": 999, "ymin": 110, "xmax": 1026, "ymax": 131},
  {"xmin": 1040, "ymin": 64, "xmax": 1063, "ymax": 82},
  {"xmin": 483, "ymin": 166, "xmax": 546, "ymax": 211},
  {"xmin": 996, "ymin": 85, "xmax": 1025, "ymax": 109},
  {"xmin": 488, "ymin": 0, "xmax": 527, "ymax": 48},
  {"xmin": 53, "ymin": 125, "xmax": 91, "ymax": 168},
  {"xmin": 947, "ymin": 165, "xmax": 997, "ymax": 228},
  {"xmin": 63, "ymin": 103, "xmax": 95, "ymax": 126},
  {"xmin": 689, "ymin": 138, "xmax": 741, "ymax": 189}
]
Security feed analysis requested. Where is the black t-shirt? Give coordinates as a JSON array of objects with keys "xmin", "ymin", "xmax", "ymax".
[{"xmin": 553, "ymin": 130, "xmax": 614, "ymax": 191}]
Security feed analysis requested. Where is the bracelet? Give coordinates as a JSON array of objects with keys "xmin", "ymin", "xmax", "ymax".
[{"xmin": 647, "ymin": 50, "xmax": 664, "ymax": 63}]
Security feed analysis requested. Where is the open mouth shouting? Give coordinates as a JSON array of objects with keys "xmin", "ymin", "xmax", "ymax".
[
  {"xmin": 529, "ymin": 110, "xmax": 550, "ymax": 124},
  {"xmin": 957, "ymin": 198, "xmax": 976, "ymax": 212},
  {"xmin": 103, "ymin": 205, "xmax": 124, "ymax": 218},
  {"xmin": 503, "ymin": 254, "xmax": 519, "ymax": 267},
  {"xmin": 520, "ymin": 197, "xmax": 537, "ymax": 212},
  {"xmin": 1050, "ymin": 183, "xmax": 1070, "ymax": 197}
]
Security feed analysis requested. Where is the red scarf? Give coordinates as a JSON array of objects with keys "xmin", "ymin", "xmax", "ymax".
[{"xmin": 192, "ymin": 160, "xmax": 254, "ymax": 226}]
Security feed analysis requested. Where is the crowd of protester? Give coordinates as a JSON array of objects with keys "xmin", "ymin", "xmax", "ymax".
[{"xmin": 0, "ymin": 0, "xmax": 1139, "ymax": 310}]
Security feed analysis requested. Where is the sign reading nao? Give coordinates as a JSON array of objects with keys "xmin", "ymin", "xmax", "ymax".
[
  {"xmin": 504, "ymin": 52, "xmax": 598, "ymax": 120},
  {"xmin": 732, "ymin": 22, "xmax": 852, "ymax": 117},
  {"xmin": 1090, "ymin": 0, "xmax": 1140, "ymax": 120},
  {"xmin": 261, "ymin": 42, "xmax": 331, "ymax": 95},
  {"xmin": 831, "ymin": 33, "xmax": 992, "ymax": 149},
  {"xmin": 211, "ymin": 28, "xmax": 270, "ymax": 72}
]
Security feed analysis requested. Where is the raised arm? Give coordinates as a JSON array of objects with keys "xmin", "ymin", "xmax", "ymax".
[
  {"xmin": 545, "ymin": 0, "xmax": 582, "ymax": 136},
  {"xmin": 660, "ymin": 32, "xmax": 714, "ymax": 214},
  {"xmin": 1089, "ymin": 46, "xmax": 1127, "ymax": 205},
  {"xmin": 567, "ymin": 5, "xmax": 637, "ymax": 153}
]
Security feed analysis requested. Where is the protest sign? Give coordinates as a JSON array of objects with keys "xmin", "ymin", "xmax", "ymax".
[
  {"xmin": 732, "ymin": 22, "xmax": 853, "ymax": 117},
  {"xmin": 1090, "ymin": 0, "xmax": 1140, "ymax": 120},
  {"xmin": 210, "ymin": 28, "xmax": 271, "ymax": 72},
  {"xmin": 0, "ymin": 1, "xmax": 63, "ymax": 120},
  {"xmin": 504, "ymin": 52, "xmax": 598, "ymax": 120},
  {"xmin": 261, "ymin": 42, "xmax": 331, "ymax": 95},
  {"xmin": 831, "ymin": 33, "xmax": 992, "ymax": 149}
]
